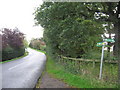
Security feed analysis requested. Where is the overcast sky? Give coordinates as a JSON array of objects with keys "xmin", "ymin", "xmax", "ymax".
[{"xmin": 0, "ymin": 0, "xmax": 43, "ymax": 41}]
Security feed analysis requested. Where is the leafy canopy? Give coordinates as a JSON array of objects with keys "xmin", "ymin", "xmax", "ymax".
[{"xmin": 34, "ymin": 2, "xmax": 104, "ymax": 58}]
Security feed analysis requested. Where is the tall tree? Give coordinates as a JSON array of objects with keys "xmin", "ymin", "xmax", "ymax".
[{"xmin": 34, "ymin": 2, "xmax": 104, "ymax": 58}]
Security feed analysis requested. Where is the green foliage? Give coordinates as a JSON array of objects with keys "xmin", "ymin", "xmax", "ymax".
[
  {"xmin": 2, "ymin": 46, "xmax": 25, "ymax": 61},
  {"xmin": 82, "ymin": 50, "xmax": 101, "ymax": 59},
  {"xmin": 46, "ymin": 55, "xmax": 117, "ymax": 88},
  {"xmin": 1, "ymin": 51, "xmax": 28, "ymax": 63},
  {"xmin": 29, "ymin": 47, "xmax": 46, "ymax": 54},
  {"xmin": 1, "ymin": 28, "xmax": 26, "ymax": 61},
  {"xmin": 82, "ymin": 50, "xmax": 117, "ymax": 60},
  {"xmin": 34, "ymin": 2, "xmax": 104, "ymax": 58},
  {"xmin": 40, "ymin": 45, "xmax": 46, "ymax": 51},
  {"xmin": 34, "ymin": 2, "xmax": 119, "ymax": 87},
  {"xmin": 29, "ymin": 38, "xmax": 46, "ymax": 51},
  {"xmin": 23, "ymin": 39, "xmax": 29, "ymax": 48}
]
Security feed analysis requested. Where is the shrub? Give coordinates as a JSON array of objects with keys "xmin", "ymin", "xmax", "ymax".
[{"xmin": 1, "ymin": 28, "xmax": 25, "ymax": 61}]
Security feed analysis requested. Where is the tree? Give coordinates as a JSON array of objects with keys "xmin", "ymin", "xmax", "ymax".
[
  {"xmin": 117, "ymin": 1, "xmax": 120, "ymax": 88},
  {"xmin": 2, "ymin": 28, "xmax": 24, "ymax": 49},
  {"xmin": 29, "ymin": 38, "xmax": 46, "ymax": 51},
  {"xmin": 1, "ymin": 28, "xmax": 25, "ymax": 61},
  {"xmin": 89, "ymin": 2, "xmax": 118, "ymax": 56},
  {"xmin": 34, "ymin": 2, "xmax": 104, "ymax": 58}
]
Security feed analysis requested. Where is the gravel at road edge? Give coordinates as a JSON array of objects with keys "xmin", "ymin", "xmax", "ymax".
[{"xmin": 39, "ymin": 72, "xmax": 70, "ymax": 88}]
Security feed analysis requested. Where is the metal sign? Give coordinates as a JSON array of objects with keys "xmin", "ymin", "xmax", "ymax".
[
  {"xmin": 96, "ymin": 42, "xmax": 106, "ymax": 47},
  {"xmin": 104, "ymin": 39, "xmax": 115, "ymax": 43}
]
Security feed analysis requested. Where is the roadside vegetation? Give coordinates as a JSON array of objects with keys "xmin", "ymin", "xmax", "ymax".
[
  {"xmin": 29, "ymin": 47, "xmax": 46, "ymax": 54},
  {"xmin": 29, "ymin": 38, "xmax": 46, "ymax": 53},
  {"xmin": 33, "ymin": 48, "xmax": 117, "ymax": 88},
  {"xmin": 34, "ymin": 2, "xmax": 119, "ymax": 88},
  {"xmin": 0, "ymin": 28, "xmax": 28, "ymax": 62},
  {"xmin": 34, "ymin": 2, "xmax": 118, "ymax": 59},
  {"xmin": 46, "ymin": 56, "xmax": 117, "ymax": 88},
  {"xmin": 1, "ymin": 51, "xmax": 28, "ymax": 64}
]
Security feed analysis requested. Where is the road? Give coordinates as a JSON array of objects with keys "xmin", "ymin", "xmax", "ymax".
[{"xmin": 2, "ymin": 48, "xmax": 46, "ymax": 88}]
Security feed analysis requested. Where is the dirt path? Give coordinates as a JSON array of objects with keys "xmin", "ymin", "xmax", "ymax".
[{"xmin": 39, "ymin": 72, "xmax": 70, "ymax": 88}]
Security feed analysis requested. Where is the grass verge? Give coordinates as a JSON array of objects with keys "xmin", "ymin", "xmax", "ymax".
[
  {"xmin": 46, "ymin": 56, "xmax": 118, "ymax": 88},
  {"xmin": 29, "ymin": 47, "xmax": 46, "ymax": 54},
  {"xmin": 0, "ymin": 51, "xmax": 29, "ymax": 64}
]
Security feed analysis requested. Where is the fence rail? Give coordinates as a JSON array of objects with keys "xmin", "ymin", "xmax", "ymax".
[
  {"xmin": 56, "ymin": 55, "xmax": 117, "ymax": 83},
  {"xmin": 59, "ymin": 55, "xmax": 118, "ymax": 64}
]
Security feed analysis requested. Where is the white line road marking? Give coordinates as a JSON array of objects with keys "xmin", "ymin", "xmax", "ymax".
[{"xmin": 8, "ymin": 62, "xmax": 25, "ymax": 70}]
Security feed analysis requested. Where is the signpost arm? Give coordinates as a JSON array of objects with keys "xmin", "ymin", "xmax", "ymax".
[{"xmin": 99, "ymin": 45, "xmax": 105, "ymax": 79}]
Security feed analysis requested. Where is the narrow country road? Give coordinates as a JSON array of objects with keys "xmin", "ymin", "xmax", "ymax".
[{"xmin": 2, "ymin": 48, "xmax": 46, "ymax": 88}]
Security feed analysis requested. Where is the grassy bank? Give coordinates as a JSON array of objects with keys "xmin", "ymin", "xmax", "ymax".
[
  {"xmin": 0, "ymin": 51, "xmax": 29, "ymax": 64},
  {"xmin": 46, "ymin": 56, "xmax": 118, "ymax": 88}
]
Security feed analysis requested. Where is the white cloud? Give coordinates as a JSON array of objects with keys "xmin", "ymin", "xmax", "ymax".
[{"xmin": 0, "ymin": 0, "xmax": 43, "ymax": 41}]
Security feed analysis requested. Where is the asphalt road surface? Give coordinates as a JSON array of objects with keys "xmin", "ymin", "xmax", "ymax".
[{"xmin": 2, "ymin": 48, "xmax": 46, "ymax": 88}]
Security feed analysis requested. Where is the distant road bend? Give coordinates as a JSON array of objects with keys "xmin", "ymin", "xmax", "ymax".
[{"xmin": 2, "ymin": 48, "xmax": 46, "ymax": 88}]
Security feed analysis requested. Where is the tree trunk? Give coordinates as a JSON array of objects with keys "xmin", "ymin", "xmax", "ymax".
[{"xmin": 117, "ymin": 1, "xmax": 120, "ymax": 88}]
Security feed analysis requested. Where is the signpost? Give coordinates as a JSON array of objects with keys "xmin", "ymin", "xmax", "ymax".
[
  {"xmin": 99, "ymin": 45, "xmax": 104, "ymax": 79},
  {"xmin": 104, "ymin": 39, "xmax": 115, "ymax": 43},
  {"xmin": 97, "ymin": 38, "xmax": 115, "ymax": 79}
]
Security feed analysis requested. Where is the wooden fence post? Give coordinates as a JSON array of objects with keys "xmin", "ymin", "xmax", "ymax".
[{"xmin": 93, "ymin": 60, "xmax": 95, "ymax": 68}]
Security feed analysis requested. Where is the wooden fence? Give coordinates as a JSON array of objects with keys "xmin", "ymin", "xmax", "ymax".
[
  {"xmin": 58, "ymin": 55, "xmax": 118, "ymax": 64},
  {"xmin": 56, "ymin": 55, "xmax": 118, "ymax": 83}
]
